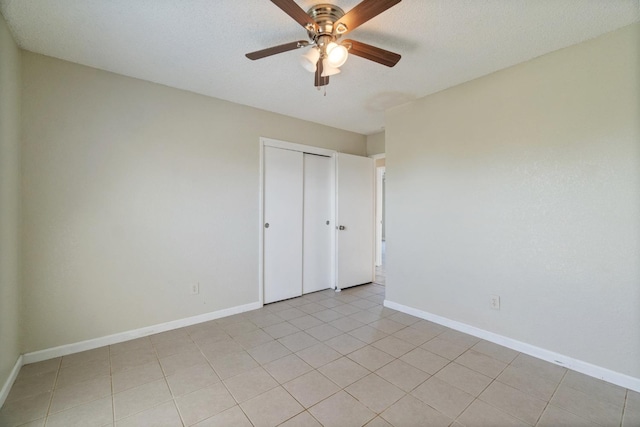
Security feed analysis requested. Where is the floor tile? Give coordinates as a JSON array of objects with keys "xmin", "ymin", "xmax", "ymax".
[
  {"xmin": 56, "ymin": 358, "xmax": 110, "ymax": 388},
  {"xmin": 375, "ymin": 359, "xmax": 430, "ymax": 392},
  {"xmin": 537, "ymin": 404, "xmax": 600, "ymax": 427},
  {"xmin": 325, "ymin": 333, "xmax": 367, "ymax": 355},
  {"xmin": 318, "ymin": 357, "xmax": 371, "ymax": 388},
  {"xmin": 154, "ymin": 337, "xmax": 198, "ymax": 359},
  {"xmin": 240, "ymin": 386, "xmax": 304, "ymax": 427},
  {"xmin": 223, "ymin": 366, "xmax": 278, "ymax": 403},
  {"xmin": 348, "ymin": 346, "xmax": 395, "ymax": 371},
  {"xmin": 437, "ymin": 330, "xmax": 481, "ymax": 348},
  {"xmin": 496, "ymin": 365, "xmax": 558, "ymax": 401},
  {"xmin": 159, "ymin": 350, "xmax": 208, "ymax": 376},
  {"xmin": 471, "ymin": 340, "xmax": 519, "ymax": 363},
  {"xmin": 279, "ymin": 410, "xmax": 322, "ymax": 426},
  {"xmin": 0, "ymin": 391, "xmax": 51, "ymax": 427},
  {"xmin": 110, "ymin": 337, "xmax": 153, "ymax": 355},
  {"xmin": 278, "ymin": 331, "xmax": 320, "ymax": 352},
  {"xmin": 263, "ymin": 321, "xmax": 301, "ymax": 339},
  {"xmin": 455, "ymin": 349, "xmax": 507, "ymax": 378},
  {"xmin": 457, "ymin": 400, "xmax": 528, "ymax": 427},
  {"xmin": 5, "ymin": 371, "xmax": 56, "ymax": 403},
  {"xmin": 117, "ymin": 400, "xmax": 183, "ymax": 427},
  {"xmin": 562, "ymin": 369, "xmax": 626, "ymax": 408},
  {"xmin": 44, "ymin": 396, "xmax": 112, "ymax": 427},
  {"xmin": 371, "ymin": 336, "xmax": 415, "ymax": 358},
  {"xmin": 287, "ymin": 315, "xmax": 325, "ymax": 330},
  {"xmin": 284, "ymin": 371, "xmax": 340, "ymax": 408},
  {"xmin": 193, "ymin": 405, "xmax": 253, "ymax": 426},
  {"xmin": 50, "ymin": 375, "xmax": 111, "ymax": 414},
  {"xmin": 380, "ymin": 394, "xmax": 452, "ymax": 427},
  {"xmin": 308, "ymin": 391, "xmax": 376, "ymax": 427},
  {"xmin": 113, "ymin": 378, "xmax": 172, "ymax": 420},
  {"xmin": 392, "ymin": 327, "xmax": 438, "ymax": 346},
  {"xmin": 175, "ymin": 382, "xmax": 236, "ymax": 426},
  {"xmin": 60, "ymin": 347, "xmax": 109, "ymax": 368},
  {"xmin": 551, "ymin": 382, "xmax": 623, "ymax": 426},
  {"xmin": 332, "ymin": 303, "xmax": 362, "ymax": 316},
  {"xmin": 329, "ymin": 316, "xmax": 366, "ymax": 332},
  {"xmin": 369, "ymin": 319, "xmax": 406, "ymax": 335},
  {"xmin": 400, "ymin": 347, "xmax": 449, "ymax": 375},
  {"xmin": 233, "ymin": 329, "xmax": 275, "ymax": 352},
  {"xmin": 165, "ymin": 363, "xmax": 220, "ymax": 397},
  {"xmin": 298, "ymin": 302, "xmax": 327, "ymax": 314},
  {"xmin": 411, "ymin": 376, "xmax": 473, "ymax": 419},
  {"xmin": 479, "ymin": 380, "xmax": 546, "ymax": 425},
  {"xmin": 349, "ymin": 325, "xmax": 388, "ymax": 344},
  {"xmin": 222, "ymin": 320, "xmax": 259, "ymax": 337},
  {"xmin": 421, "ymin": 336, "xmax": 469, "ymax": 360},
  {"xmin": 349, "ymin": 311, "xmax": 381, "ymax": 324},
  {"xmin": 112, "ymin": 360, "xmax": 164, "ymax": 393},
  {"xmin": 386, "ymin": 312, "xmax": 420, "ymax": 326},
  {"xmin": 305, "ymin": 324, "xmax": 343, "ymax": 342},
  {"xmin": 434, "ymin": 362, "xmax": 492, "ymax": 396},
  {"xmin": 16, "ymin": 359, "xmax": 60, "ymax": 380},
  {"xmin": 312, "ymin": 309, "xmax": 343, "ymax": 323},
  {"xmin": 110, "ymin": 347, "xmax": 157, "ymax": 373},
  {"xmin": 208, "ymin": 350, "xmax": 259, "ymax": 379},
  {"xmin": 199, "ymin": 337, "xmax": 244, "ymax": 360},
  {"xmin": 247, "ymin": 312, "xmax": 285, "ymax": 329},
  {"xmin": 345, "ymin": 373, "xmax": 405, "ymax": 413},
  {"xmin": 364, "ymin": 416, "xmax": 392, "ymax": 427},
  {"xmin": 509, "ymin": 353, "xmax": 566, "ymax": 383},
  {"xmin": 247, "ymin": 340, "xmax": 292, "ymax": 365},
  {"xmin": 276, "ymin": 308, "xmax": 307, "ymax": 321},
  {"xmin": 295, "ymin": 343, "xmax": 341, "ymax": 368},
  {"xmin": 263, "ymin": 354, "xmax": 313, "ymax": 384}
]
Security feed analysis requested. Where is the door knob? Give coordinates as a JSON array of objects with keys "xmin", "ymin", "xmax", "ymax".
[
  {"xmin": 339, "ymin": 225, "xmax": 346, "ymax": 230},
  {"xmin": 326, "ymin": 220, "xmax": 330, "ymax": 225},
  {"xmin": 264, "ymin": 223, "xmax": 270, "ymax": 228}
]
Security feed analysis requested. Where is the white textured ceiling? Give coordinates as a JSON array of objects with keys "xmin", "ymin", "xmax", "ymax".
[{"xmin": 1, "ymin": 0, "xmax": 638, "ymax": 135}]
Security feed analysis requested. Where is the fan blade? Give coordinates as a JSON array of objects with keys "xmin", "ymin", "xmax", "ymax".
[
  {"xmin": 246, "ymin": 40, "xmax": 309, "ymax": 60},
  {"xmin": 344, "ymin": 39, "xmax": 401, "ymax": 67},
  {"xmin": 271, "ymin": 0, "xmax": 318, "ymax": 32},
  {"xmin": 335, "ymin": 0, "xmax": 401, "ymax": 35},
  {"xmin": 315, "ymin": 60, "xmax": 330, "ymax": 87}
]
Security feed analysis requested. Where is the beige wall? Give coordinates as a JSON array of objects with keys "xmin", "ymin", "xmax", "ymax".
[
  {"xmin": 21, "ymin": 52, "xmax": 366, "ymax": 352},
  {"xmin": 386, "ymin": 23, "xmax": 640, "ymax": 378},
  {"xmin": 0, "ymin": 13, "xmax": 22, "ymax": 389},
  {"xmin": 366, "ymin": 132, "xmax": 385, "ymax": 156}
]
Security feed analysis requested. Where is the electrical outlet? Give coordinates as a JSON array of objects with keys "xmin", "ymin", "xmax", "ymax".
[
  {"xmin": 190, "ymin": 283, "xmax": 199, "ymax": 295},
  {"xmin": 490, "ymin": 295, "xmax": 500, "ymax": 310}
]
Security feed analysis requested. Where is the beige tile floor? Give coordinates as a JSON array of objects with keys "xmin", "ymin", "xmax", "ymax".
[{"xmin": 1, "ymin": 283, "xmax": 638, "ymax": 427}]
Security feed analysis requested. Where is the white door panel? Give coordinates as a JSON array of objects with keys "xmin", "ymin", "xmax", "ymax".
[
  {"xmin": 263, "ymin": 146, "xmax": 303, "ymax": 303},
  {"xmin": 303, "ymin": 154, "xmax": 333, "ymax": 294},
  {"xmin": 336, "ymin": 153, "xmax": 375, "ymax": 289}
]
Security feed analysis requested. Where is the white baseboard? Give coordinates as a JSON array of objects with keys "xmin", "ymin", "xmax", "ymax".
[
  {"xmin": 0, "ymin": 355, "xmax": 23, "ymax": 408},
  {"xmin": 384, "ymin": 299, "xmax": 640, "ymax": 393},
  {"xmin": 22, "ymin": 301, "xmax": 262, "ymax": 365}
]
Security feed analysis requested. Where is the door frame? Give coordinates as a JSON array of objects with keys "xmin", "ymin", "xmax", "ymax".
[
  {"xmin": 259, "ymin": 137, "xmax": 336, "ymax": 306},
  {"xmin": 370, "ymin": 153, "xmax": 386, "ymax": 267}
]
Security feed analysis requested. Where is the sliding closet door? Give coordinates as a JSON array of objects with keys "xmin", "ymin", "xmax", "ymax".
[
  {"xmin": 263, "ymin": 146, "xmax": 303, "ymax": 304},
  {"xmin": 303, "ymin": 154, "xmax": 333, "ymax": 294}
]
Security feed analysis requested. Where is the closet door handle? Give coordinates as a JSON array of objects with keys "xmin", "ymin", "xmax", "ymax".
[
  {"xmin": 264, "ymin": 223, "xmax": 270, "ymax": 228},
  {"xmin": 338, "ymin": 225, "xmax": 346, "ymax": 230}
]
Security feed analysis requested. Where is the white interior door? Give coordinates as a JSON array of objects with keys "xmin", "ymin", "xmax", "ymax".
[
  {"xmin": 303, "ymin": 154, "xmax": 333, "ymax": 294},
  {"xmin": 336, "ymin": 153, "xmax": 375, "ymax": 289},
  {"xmin": 375, "ymin": 166, "xmax": 385, "ymax": 266},
  {"xmin": 263, "ymin": 146, "xmax": 303, "ymax": 303}
]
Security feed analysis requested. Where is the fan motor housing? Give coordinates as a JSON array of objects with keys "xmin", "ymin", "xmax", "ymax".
[{"xmin": 307, "ymin": 3, "xmax": 345, "ymax": 40}]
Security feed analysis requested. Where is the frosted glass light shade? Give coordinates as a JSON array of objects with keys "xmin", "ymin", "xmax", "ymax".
[
  {"xmin": 326, "ymin": 42, "xmax": 348, "ymax": 67},
  {"xmin": 300, "ymin": 47, "xmax": 320, "ymax": 72},
  {"xmin": 321, "ymin": 58, "xmax": 341, "ymax": 77}
]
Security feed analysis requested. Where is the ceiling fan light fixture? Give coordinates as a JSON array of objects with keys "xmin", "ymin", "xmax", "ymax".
[
  {"xmin": 299, "ymin": 47, "xmax": 320, "ymax": 72},
  {"xmin": 321, "ymin": 58, "xmax": 341, "ymax": 77},
  {"xmin": 326, "ymin": 42, "xmax": 348, "ymax": 67}
]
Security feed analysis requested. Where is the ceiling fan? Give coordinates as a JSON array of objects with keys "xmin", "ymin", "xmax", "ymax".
[{"xmin": 246, "ymin": 0, "xmax": 402, "ymax": 87}]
